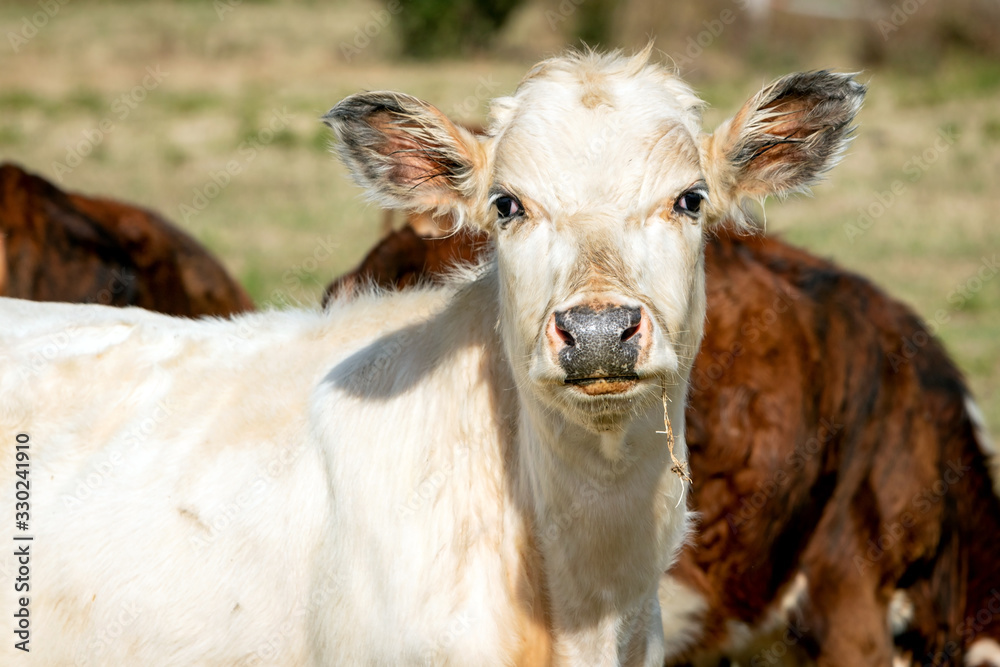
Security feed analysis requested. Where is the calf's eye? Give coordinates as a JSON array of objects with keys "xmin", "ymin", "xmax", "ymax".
[
  {"xmin": 674, "ymin": 191, "xmax": 703, "ymax": 216},
  {"xmin": 495, "ymin": 195, "xmax": 522, "ymax": 220}
]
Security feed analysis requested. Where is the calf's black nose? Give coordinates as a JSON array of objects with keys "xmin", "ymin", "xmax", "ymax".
[{"xmin": 552, "ymin": 305, "xmax": 643, "ymax": 382}]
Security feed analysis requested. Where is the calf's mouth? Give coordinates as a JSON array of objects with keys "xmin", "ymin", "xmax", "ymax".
[{"xmin": 565, "ymin": 374, "xmax": 640, "ymax": 396}]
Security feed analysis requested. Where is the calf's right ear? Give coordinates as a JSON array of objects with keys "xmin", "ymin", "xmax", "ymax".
[{"xmin": 324, "ymin": 92, "xmax": 490, "ymax": 230}]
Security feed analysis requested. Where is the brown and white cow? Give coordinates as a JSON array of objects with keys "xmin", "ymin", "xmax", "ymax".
[
  {"xmin": 324, "ymin": 215, "xmax": 1000, "ymax": 665},
  {"xmin": 0, "ymin": 162, "xmax": 253, "ymax": 316},
  {"xmin": 0, "ymin": 50, "xmax": 862, "ymax": 665}
]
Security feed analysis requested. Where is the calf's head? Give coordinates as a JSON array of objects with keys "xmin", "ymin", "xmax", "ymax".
[{"xmin": 325, "ymin": 50, "xmax": 863, "ymax": 432}]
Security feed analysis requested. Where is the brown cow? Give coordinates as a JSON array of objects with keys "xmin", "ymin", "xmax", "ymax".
[
  {"xmin": 0, "ymin": 233, "xmax": 7, "ymax": 297},
  {"xmin": 325, "ymin": 221, "xmax": 1000, "ymax": 667},
  {"xmin": 0, "ymin": 162, "xmax": 253, "ymax": 316}
]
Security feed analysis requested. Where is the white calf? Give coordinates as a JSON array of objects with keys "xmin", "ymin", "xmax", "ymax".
[{"xmin": 0, "ymin": 48, "xmax": 862, "ymax": 666}]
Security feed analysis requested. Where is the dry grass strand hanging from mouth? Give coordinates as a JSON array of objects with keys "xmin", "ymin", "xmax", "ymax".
[{"xmin": 658, "ymin": 383, "xmax": 691, "ymax": 487}]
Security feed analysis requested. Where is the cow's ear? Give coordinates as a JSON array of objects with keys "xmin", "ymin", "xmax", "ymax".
[
  {"xmin": 702, "ymin": 71, "xmax": 865, "ymax": 228},
  {"xmin": 324, "ymin": 92, "xmax": 490, "ymax": 229}
]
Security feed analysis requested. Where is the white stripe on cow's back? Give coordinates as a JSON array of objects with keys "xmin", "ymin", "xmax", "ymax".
[
  {"xmin": 965, "ymin": 394, "xmax": 1000, "ymax": 494},
  {"xmin": 966, "ymin": 637, "xmax": 1000, "ymax": 667}
]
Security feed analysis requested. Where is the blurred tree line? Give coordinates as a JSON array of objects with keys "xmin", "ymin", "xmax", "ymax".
[
  {"xmin": 394, "ymin": 0, "xmax": 523, "ymax": 58},
  {"xmin": 394, "ymin": 0, "xmax": 1000, "ymax": 66}
]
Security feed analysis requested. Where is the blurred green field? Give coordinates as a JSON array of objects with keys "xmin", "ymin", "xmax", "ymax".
[{"xmin": 1, "ymin": 0, "xmax": 998, "ymax": 434}]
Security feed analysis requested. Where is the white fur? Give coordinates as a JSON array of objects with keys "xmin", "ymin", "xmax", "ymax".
[
  {"xmin": 659, "ymin": 575, "xmax": 709, "ymax": 659},
  {"xmin": 962, "ymin": 399, "xmax": 1000, "ymax": 667},
  {"xmin": 743, "ymin": 572, "xmax": 809, "ymax": 650},
  {"xmin": 965, "ymin": 395, "xmax": 996, "ymax": 458},
  {"xmin": 685, "ymin": 573, "xmax": 810, "ymax": 667},
  {"xmin": 966, "ymin": 394, "xmax": 1000, "ymax": 494},
  {"xmin": 967, "ymin": 638, "xmax": 1000, "ymax": 667},
  {"xmin": 889, "ymin": 590, "xmax": 915, "ymax": 636}
]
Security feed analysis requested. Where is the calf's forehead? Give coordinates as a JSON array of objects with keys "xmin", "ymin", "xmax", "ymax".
[{"xmin": 488, "ymin": 57, "xmax": 706, "ymax": 213}]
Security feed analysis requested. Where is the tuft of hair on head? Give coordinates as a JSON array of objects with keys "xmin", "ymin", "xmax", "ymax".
[
  {"xmin": 703, "ymin": 70, "xmax": 866, "ymax": 231},
  {"xmin": 488, "ymin": 42, "xmax": 704, "ymax": 141}
]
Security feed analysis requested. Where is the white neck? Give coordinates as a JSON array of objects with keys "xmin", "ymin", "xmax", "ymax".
[
  {"xmin": 515, "ymin": 384, "xmax": 690, "ymax": 666},
  {"xmin": 368, "ymin": 271, "xmax": 693, "ymax": 666}
]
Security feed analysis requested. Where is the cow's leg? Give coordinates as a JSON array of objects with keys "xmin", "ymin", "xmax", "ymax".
[{"xmin": 802, "ymin": 562, "xmax": 894, "ymax": 667}]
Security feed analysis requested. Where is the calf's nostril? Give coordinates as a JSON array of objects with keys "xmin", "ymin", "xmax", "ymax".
[
  {"xmin": 621, "ymin": 323, "xmax": 640, "ymax": 342},
  {"xmin": 556, "ymin": 325, "xmax": 576, "ymax": 347}
]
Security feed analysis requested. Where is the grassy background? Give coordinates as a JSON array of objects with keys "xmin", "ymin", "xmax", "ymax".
[{"xmin": 1, "ymin": 0, "xmax": 998, "ymax": 434}]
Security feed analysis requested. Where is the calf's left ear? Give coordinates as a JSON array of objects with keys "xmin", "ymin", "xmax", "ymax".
[
  {"xmin": 703, "ymin": 71, "xmax": 866, "ymax": 228},
  {"xmin": 324, "ymin": 92, "xmax": 489, "ymax": 229}
]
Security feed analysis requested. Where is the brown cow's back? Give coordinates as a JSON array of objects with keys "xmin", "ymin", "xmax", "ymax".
[
  {"xmin": 685, "ymin": 232, "xmax": 1000, "ymax": 666},
  {"xmin": 0, "ymin": 163, "xmax": 253, "ymax": 317},
  {"xmin": 324, "ymin": 224, "xmax": 487, "ymax": 303}
]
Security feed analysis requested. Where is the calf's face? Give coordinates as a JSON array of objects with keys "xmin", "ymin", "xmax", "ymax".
[
  {"xmin": 326, "ymin": 51, "xmax": 864, "ymax": 432},
  {"xmin": 485, "ymin": 58, "xmax": 708, "ymax": 427}
]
